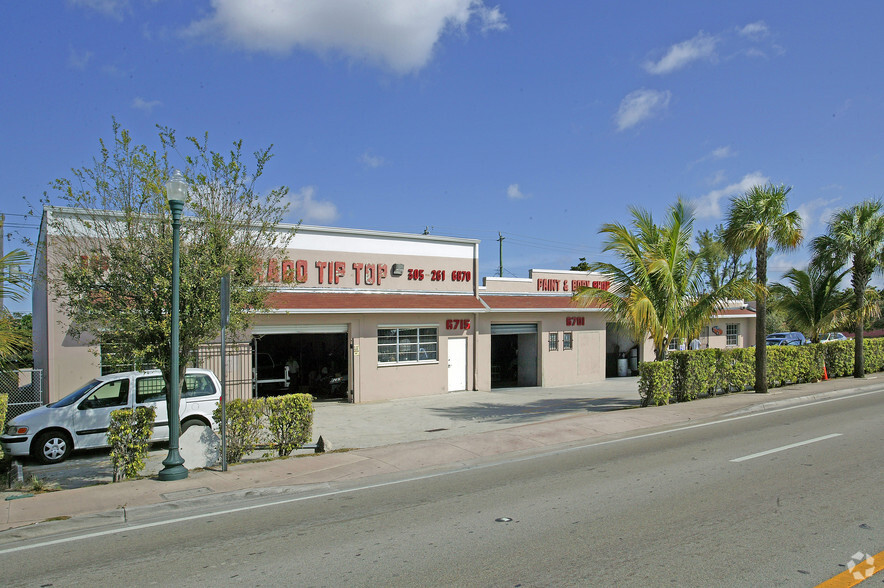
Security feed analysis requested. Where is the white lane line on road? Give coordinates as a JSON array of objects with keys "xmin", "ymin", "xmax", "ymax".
[{"xmin": 730, "ymin": 433, "xmax": 842, "ymax": 462}]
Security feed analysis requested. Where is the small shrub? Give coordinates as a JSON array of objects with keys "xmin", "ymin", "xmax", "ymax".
[
  {"xmin": 263, "ymin": 394, "xmax": 314, "ymax": 456},
  {"xmin": 213, "ymin": 398, "xmax": 263, "ymax": 463},
  {"xmin": 108, "ymin": 406, "xmax": 155, "ymax": 482},
  {"xmin": 638, "ymin": 360, "xmax": 673, "ymax": 407}
]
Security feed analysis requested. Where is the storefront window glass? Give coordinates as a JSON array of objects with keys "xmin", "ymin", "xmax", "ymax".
[{"xmin": 378, "ymin": 327, "xmax": 438, "ymax": 364}]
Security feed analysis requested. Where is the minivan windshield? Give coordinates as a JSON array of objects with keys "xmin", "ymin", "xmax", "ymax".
[{"xmin": 49, "ymin": 379, "xmax": 101, "ymax": 408}]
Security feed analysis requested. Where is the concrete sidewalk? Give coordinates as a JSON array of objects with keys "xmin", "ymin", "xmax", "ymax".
[{"xmin": 2, "ymin": 375, "xmax": 881, "ymax": 534}]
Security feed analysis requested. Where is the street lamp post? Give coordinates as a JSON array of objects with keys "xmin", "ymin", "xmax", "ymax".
[{"xmin": 158, "ymin": 169, "xmax": 189, "ymax": 481}]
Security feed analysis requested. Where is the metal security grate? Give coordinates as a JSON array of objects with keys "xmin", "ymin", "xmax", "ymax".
[{"xmin": 2, "ymin": 369, "xmax": 43, "ymax": 422}]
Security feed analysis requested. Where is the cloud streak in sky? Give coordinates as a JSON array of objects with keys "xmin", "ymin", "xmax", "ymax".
[
  {"xmin": 615, "ymin": 89, "xmax": 671, "ymax": 131},
  {"xmin": 644, "ymin": 31, "xmax": 718, "ymax": 75}
]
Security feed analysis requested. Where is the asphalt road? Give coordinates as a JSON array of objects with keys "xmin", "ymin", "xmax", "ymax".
[{"xmin": 3, "ymin": 388, "xmax": 883, "ymax": 587}]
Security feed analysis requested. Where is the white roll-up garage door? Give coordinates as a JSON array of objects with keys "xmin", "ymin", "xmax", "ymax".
[
  {"xmin": 252, "ymin": 324, "xmax": 349, "ymax": 335},
  {"xmin": 490, "ymin": 323, "xmax": 538, "ymax": 335}
]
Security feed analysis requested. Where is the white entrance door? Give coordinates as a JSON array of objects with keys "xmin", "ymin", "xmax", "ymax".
[{"xmin": 447, "ymin": 337, "xmax": 467, "ymax": 392}]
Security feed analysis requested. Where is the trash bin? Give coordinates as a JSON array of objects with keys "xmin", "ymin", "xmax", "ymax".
[
  {"xmin": 617, "ymin": 358, "xmax": 628, "ymax": 377},
  {"xmin": 628, "ymin": 348, "xmax": 638, "ymax": 372}
]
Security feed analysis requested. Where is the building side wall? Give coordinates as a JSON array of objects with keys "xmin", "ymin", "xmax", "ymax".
[{"xmin": 540, "ymin": 313, "xmax": 606, "ymax": 387}]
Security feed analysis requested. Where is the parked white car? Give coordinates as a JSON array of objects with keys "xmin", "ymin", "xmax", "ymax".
[
  {"xmin": 1, "ymin": 368, "xmax": 221, "ymax": 464},
  {"xmin": 821, "ymin": 332, "xmax": 848, "ymax": 343}
]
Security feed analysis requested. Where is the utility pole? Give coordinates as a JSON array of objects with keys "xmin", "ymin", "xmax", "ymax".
[{"xmin": 497, "ymin": 232, "xmax": 504, "ymax": 277}]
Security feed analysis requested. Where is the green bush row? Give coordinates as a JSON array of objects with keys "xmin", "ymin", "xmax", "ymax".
[
  {"xmin": 108, "ymin": 406, "xmax": 156, "ymax": 482},
  {"xmin": 642, "ymin": 338, "xmax": 884, "ymax": 404},
  {"xmin": 212, "ymin": 394, "xmax": 314, "ymax": 463}
]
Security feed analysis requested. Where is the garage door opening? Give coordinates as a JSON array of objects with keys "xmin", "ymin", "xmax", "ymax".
[
  {"xmin": 253, "ymin": 331, "xmax": 349, "ymax": 400},
  {"xmin": 490, "ymin": 324, "xmax": 538, "ymax": 388}
]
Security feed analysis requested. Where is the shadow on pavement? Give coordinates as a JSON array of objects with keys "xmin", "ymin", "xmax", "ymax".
[{"xmin": 427, "ymin": 396, "xmax": 639, "ymax": 424}]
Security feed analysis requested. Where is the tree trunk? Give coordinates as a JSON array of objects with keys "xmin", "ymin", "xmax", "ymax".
[
  {"xmin": 754, "ymin": 243, "xmax": 768, "ymax": 393},
  {"xmin": 853, "ymin": 263, "xmax": 866, "ymax": 379}
]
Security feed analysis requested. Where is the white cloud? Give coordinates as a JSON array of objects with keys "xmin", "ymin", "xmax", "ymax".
[
  {"xmin": 615, "ymin": 89, "xmax": 671, "ymax": 131},
  {"xmin": 185, "ymin": 0, "xmax": 506, "ymax": 73},
  {"xmin": 67, "ymin": 47, "xmax": 93, "ymax": 70},
  {"xmin": 507, "ymin": 183, "xmax": 529, "ymax": 200},
  {"xmin": 476, "ymin": 4, "xmax": 507, "ymax": 32},
  {"xmin": 287, "ymin": 186, "xmax": 339, "ymax": 223},
  {"xmin": 643, "ymin": 31, "xmax": 718, "ymax": 75},
  {"xmin": 691, "ymin": 171, "xmax": 769, "ymax": 219},
  {"xmin": 131, "ymin": 97, "xmax": 162, "ymax": 113},
  {"xmin": 738, "ymin": 21, "xmax": 769, "ymax": 40},
  {"xmin": 359, "ymin": 151, "xmax": 387, "ymax": 169}
]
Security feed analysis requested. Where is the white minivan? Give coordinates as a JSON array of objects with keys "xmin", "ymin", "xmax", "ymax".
[{"xmin": 1, "ymin": 368, "xmax": 221, "ymax": 464}]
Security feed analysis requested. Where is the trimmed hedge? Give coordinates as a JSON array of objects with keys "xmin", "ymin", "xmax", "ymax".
[
  {"xmin": 213, "ymin": 393, "xmax": 314, "ymax": 463},
  {"xmin": 643, "ymin": 338, "xmax": 884, "ymax": 405},
  {"xmin": 264, "ymin": 394, "xmax": 314, "ymax": 457},
  {"xmin": 214, "ymin": 398, "xmax": 263, "ymax": 463},
  {"xmin": 670, "ymin": 349, "xmax": 717, "ymax": 402},
  {"xmin": 108, "ymin": 406, "xmax": 156, "ymax": 482},
  {"xmin": 766, "ymin": 345, "xmax": 824, "ymax": 388},
  {"xmin": 638, "ymin": 360, "xmax": 673, "ymax": 407}
]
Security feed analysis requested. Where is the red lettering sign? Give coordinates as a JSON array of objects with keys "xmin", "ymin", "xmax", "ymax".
[{"xmin": 445, "ymin": 319, "xmax": 472, "ymax": 331}]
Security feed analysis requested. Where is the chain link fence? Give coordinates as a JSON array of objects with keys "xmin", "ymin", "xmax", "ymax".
[{"xmin": 2, "ymin": 369, "xmax": 43, "ymax": 422}]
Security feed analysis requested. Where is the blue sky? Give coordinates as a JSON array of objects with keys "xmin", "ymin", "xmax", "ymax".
[{"xmin": 4, "ymin": 1, "xmax": 884, "ymax": 313}]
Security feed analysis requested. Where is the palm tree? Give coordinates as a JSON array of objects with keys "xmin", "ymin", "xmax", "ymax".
[
  {"xmin": 769, "ymin": 266, "xmax": 851, "ymax": 343},
  {"xmin": 575, "ymin": 200, "xmax": 752, "ymax": 361},
  {"xmin": 0, "ymin": 249, "xmax": 31, "ymax": 370},
  {"xmin": 723, "ymin": 183, "xmax": 803, "ymax": 393},
  {"xmin": 811, "ymin": 199, "xmax": 884, "ymax": 378}
]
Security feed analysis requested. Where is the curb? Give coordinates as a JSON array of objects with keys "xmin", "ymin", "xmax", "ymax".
[{"xmin": 725, "ymin": 382, "xmax": 883, "ymax": 416}]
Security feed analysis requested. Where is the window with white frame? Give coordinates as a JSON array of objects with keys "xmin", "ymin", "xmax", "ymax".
[
  {"xmin": 563, "ymin": 332, "xmax": 573, "ymax": 350},
  {"xmin": 549, "ymin": 332, "xmax": 559, "ymax": 351},
  {"xmin": 726, "ymin": 323, "xmax": 739, "ymax": 346},
  {"xmin": 377, "ymin": 326, "xmax": 438, "ymax": 364}
]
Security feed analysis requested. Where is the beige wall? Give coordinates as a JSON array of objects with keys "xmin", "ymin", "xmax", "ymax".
[
  {"xmin": 475, "ymin": 311, "xmax": 606, "ymax": 391},
  {"xmin": 250, "ymin": 311, "xmax": 478, "ymax": 403}
]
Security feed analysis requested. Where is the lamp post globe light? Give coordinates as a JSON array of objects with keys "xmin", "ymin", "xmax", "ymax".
[{"xmin": 158, "ymin": 169, "xmax": 189, "ymax": 481}]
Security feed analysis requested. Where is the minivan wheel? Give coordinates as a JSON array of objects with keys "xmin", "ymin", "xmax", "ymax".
[{"xmin": 33, "ymin": 430, "xmax": 73, "ymax": 464}]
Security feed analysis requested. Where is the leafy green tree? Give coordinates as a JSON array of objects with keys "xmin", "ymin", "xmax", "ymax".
[
  {"xmin": 39, "ymin": 120, "xmax": 291, "ymax": 405},
  {"xmin": 695, "ymin": 224, "xmax": 754, "ymax": 292},
  {"xmin": 0, "ymin": 250, "xmax": 31, "ymax": 371},
  {"xmin": 574, "ymin": 200, "xmax": 752, "ymax": 360},
  {"xmin": 811, "ymin": 199, "xmax": 884, "ymax": 377},
  {"xmin": 769, "ymin": 266, "xmax": 851, "ymax": 343},
  {"xmin": 570, "ymin": 257, "xmax": 591, "ymax": 271},
  {"xmin": 723, "ymin": 183, "xmax": 803, "ymax": 393}
]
